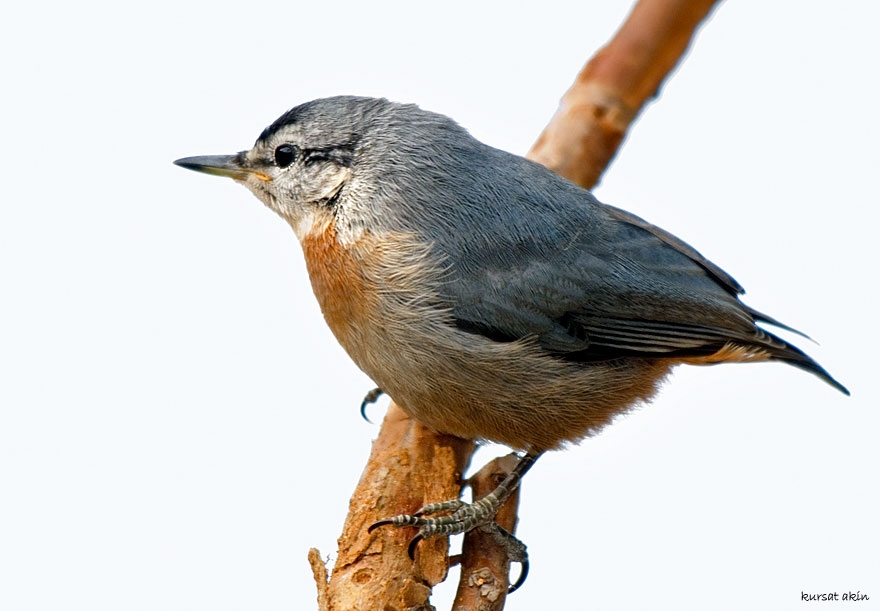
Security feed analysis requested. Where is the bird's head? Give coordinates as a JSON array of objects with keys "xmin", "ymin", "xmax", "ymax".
[{"xmin": 175, "ymin": 96, "xmax": 404, "ymax": 240}]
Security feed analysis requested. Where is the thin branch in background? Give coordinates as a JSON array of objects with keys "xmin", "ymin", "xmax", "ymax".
[
  {"xmin": 530, "ymin": 0, "xmax": 720, "ymax": 189},
  {"xmin": 451, "ymin": 454, "xmax": 523, "ymax": 611}
]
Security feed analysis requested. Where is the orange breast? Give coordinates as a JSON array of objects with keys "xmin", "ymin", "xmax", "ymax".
[{"xmin": 300, "ymin": 219, "xmax": 376, "ymax": 354}]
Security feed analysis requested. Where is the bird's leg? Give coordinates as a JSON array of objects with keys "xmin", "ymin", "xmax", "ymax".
[{"xmin": 369, "ymin": 450, "xmax": 542, "ymax": 559}]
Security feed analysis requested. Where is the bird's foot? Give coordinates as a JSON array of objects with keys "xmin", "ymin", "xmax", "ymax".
[
  {"xmin": 369, "ymin": 494, "xmax": 530, "ymax": 591},
  {"xmin": 370, "ymin": 495, "xmax": 502, "ymax": 550},
  {"xmin": 368, "ymin": 451, "xmax": 541, "ymax": 592}
]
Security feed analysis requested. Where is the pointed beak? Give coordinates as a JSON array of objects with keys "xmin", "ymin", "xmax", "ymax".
[{"xmin": 174, "ymin": 154, "xmax": 269, "ymax": 181}]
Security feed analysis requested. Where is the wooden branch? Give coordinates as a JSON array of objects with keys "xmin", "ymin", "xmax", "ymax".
[
  {"xmin": 315, "ymin": 0, "xmax": 723, "ymax": 608},
  {"xmin": 310, "ymin": 403, "xmax": 474, "ymax": 610},
  {"xmin": 529, "ymin": 0, "xmax": 720, "ymax": 189}
]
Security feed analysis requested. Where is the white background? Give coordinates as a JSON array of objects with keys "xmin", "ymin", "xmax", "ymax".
[{"xmin": 2, "ymin": 1, "xmax": 877, "ymax": 610}]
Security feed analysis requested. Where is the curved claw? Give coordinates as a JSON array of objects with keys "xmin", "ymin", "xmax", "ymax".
[
  {"xmin": 359, "ymin": 388, "xmax": 384, "ymax": 423},
  {"xmin": 367, "ymin": 518, "xmax": 395, "ymax": 534},
  {"xmin": 407, "ymin": 533, "xmax": 424, "ymax": 559},
  {"xmin": 508, "ymin": 557, "xmax": 529, "ymax": 594}
]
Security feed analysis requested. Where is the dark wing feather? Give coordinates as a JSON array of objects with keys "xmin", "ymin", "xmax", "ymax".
[
  {"xmin": 429, "ymin": 150, "xmax": 846, "ymax": 393},
  {"xmin": 449, "ymin": 206, "xmax": 759, "ymax": 360},
  {"xmin": 440, "ymin": 156, "xmax": 753, "ymax": 356}
]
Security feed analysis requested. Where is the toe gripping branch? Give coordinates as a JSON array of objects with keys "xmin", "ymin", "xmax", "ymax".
[{"xmin": 369, "ymin": 450, "xmax": 541, "ymax": 593}]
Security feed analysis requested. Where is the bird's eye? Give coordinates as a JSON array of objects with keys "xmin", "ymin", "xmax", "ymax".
[{"xmin": 274, "ymin": 144, "xmax": 298, "ymax": 168}]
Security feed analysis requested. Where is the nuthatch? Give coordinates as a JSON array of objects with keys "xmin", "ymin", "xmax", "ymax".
[{"xmin": 175, "ymin": 96, "xmax": 848, "ymax": 566}]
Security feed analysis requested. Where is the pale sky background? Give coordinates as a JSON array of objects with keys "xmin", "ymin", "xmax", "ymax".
[{"xmin": 1, "ymin": 1, "xmax": 877, "ymax": 610}]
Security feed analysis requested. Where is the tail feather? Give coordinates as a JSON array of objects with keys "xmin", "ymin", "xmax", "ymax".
[
  {"xmin": 746, "ymin": 305, "xmax": 813, "ymax": 342},
  {"xmin": 758, "ymin": 327, "xmax": 850, "ymax": 396}
]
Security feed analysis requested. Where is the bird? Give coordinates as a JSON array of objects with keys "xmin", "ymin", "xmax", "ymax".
[{"xmin": 175, "ymin": 95, "xmax": 848, "ymax": 572}]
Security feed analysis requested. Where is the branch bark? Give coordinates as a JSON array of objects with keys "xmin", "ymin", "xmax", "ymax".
[
  {"xmin": 529, "ymin": 0, "xmax": 720, "ymax": 189},
  {"xmin": 313, "ymin": 0, "xmax": 722, "ymax": 608},
  {"xmin": 310, "ymin": 404, "xmax": 474, "ymax": 610}
]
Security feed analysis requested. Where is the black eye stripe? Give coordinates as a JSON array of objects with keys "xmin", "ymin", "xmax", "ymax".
[
  {"xmin": 303, "ymin": 145, "xmax": 356, "ymax": 168},
  {"xmin": 304, "ymin": 150, "xmax": 331, "ymax": 163},
  {"xmin": 274, "ymin": 144, "xmax": 299, "ymax": 168}
]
